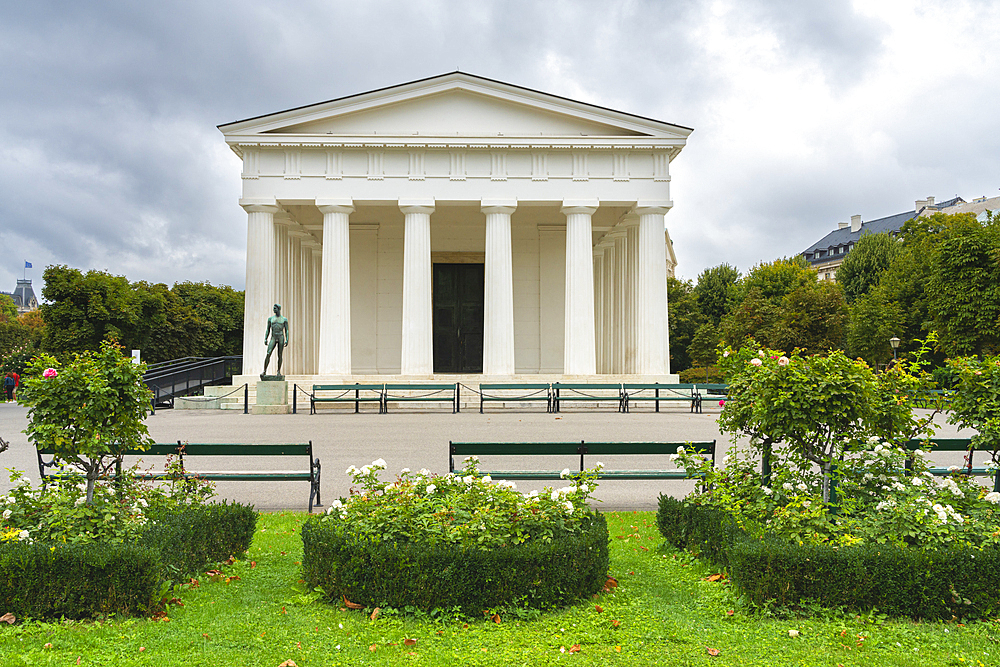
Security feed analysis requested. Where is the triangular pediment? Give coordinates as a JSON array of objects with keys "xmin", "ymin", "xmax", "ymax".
[{"xmin": 219, "ymin": 72, "xmax": 692, "ymax": 140}]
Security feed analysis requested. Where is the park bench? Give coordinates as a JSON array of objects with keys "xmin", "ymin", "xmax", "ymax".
[
  {"xmin": 551, "ymin": 383, "xmax": 625, "ymax": 413},
  {"xmin": 622, "ymin": 383, "xmax": 700, "ymax": 413},
  {"xmin": 448, "ymin": 440, "xmax": 717, "ymax": 482},
  {"xmin": 478, "ymin": 383, "xmax": 552, "ymax": 413},
  {"xmin": 383, "ymin": 383, "xmax": 460, "ymax": 413},
  {"xmin": 37, "ymin": 441, "xmax": 323, "ymax": 512},
  {"xmin": 308, "ymin": 383, "xmax": 385, "ymax": 414},
  {"xmin": 903, "ymin": 437, "xmax": 999, "ymax": 492}
]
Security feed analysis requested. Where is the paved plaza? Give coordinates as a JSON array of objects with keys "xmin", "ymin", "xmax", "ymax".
[{"xmin": 0, "ymin": 402, "xmax": 976, "ymax": 512}]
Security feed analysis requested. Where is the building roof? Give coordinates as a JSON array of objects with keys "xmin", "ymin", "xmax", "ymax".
[
  {"xmin": 2, "ymin": 279, "xmax": 37, "ymax": 312},
  {"xmin": 801, "ymin": 196, "xmax": 964, "ymax": 265}
]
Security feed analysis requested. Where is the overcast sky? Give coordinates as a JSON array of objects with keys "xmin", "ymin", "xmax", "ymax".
[{"xmin": 2, "ymin": 0, "xmax": 998, "ymax": 296}]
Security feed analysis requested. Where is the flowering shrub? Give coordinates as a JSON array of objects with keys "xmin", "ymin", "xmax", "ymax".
[
  {"xmin": 318, "ymin": 457, "xmax": 603, "ymax": 550},
  {"xmin": 0, "ymin": 462, "xmax": 217, "ymax": 545},
  {"xmin": 677, "ymin": 435, "xmax": 1000, "ymax": 550},
  {"xmin": 947, "ymin": 354, "xmax": 1000, "ymax": 454}
]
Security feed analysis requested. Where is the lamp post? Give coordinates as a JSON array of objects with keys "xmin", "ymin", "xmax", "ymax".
[{"xmin": 889, "ymin": 336, "xmax": 900, "ymax": 363}]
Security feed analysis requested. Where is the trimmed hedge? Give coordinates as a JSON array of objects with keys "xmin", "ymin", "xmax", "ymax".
[
  {"xmin": 141, "ymin": 502, "xmax": 258, "ymax": 577},
  {"xmin": 657, "ymin": 494, "xmax": 1000, "ymax": 619},
  {"xmin": 0, "ymin": 542, "xmax": 161, "ymax": 619},
  {"xmin": 302, "ymin": 512, "xmax": 610, "ymax": 613},
  {"xmin": 0, "ymin": 502, "xmax": 257, "ymax": 620}
]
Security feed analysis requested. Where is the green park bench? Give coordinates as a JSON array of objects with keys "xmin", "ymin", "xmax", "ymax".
[
  {"xmin": 622, "ymin": 383, "xmax": 700, "ymax": 413},
  {"xmin": 551, "ymin": 383, "xmax": 625, "ymax": 413},
  {"xmin": 382, "ymin": 383, "xmax": 460, "ymax": 413},
  {"xmin": 448, "ymin": 440, "xmax": 717, "ymax": 482},
  {"xmin": 308, "ymin": 383, "xmax": 385, "ymax": 414},
  {"xmin": 37, "ymin": 441, "xmax": 322, "ymax": 512},
  {"xmin": 478, "ymin": 383, "xmax": 552, "ymax": 413}
]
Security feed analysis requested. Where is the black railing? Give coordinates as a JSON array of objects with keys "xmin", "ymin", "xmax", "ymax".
[{"xmin": 144, "ymin": 356, "xmax": 242, "ymax": 411}]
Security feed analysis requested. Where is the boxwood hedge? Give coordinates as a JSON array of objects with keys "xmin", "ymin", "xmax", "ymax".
[
  {"xmin": 658, "ymin": 494, "xmax": 1000, "ymax": 619},
  {"xmin": 302, "ymin": 512, "xmax": 610, "ymax": 613}
]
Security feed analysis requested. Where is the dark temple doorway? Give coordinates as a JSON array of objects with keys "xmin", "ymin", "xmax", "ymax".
[{"xmin": 433, "ymin": 263, "xmax": 484, "ymax": 373}]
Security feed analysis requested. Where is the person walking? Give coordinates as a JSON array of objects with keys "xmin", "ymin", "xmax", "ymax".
[{"xmin": 3, "ymin": 373, "xmax": 14, "ymax": 401}]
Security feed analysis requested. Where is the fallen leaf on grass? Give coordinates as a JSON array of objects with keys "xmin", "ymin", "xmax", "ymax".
[
  {"xmin": 76, "ymin": 657, "xmax": 81, "ymax": 665},
  {"xmin": 342, "ymin": 595, "xmax": 364, "ymax": 610},
  {"xmin": 615, "ymin": 646, "xmax": 621, "ymax": 653},
  {"xmin": 43, "ymin": 643, "xmax": 52, "ymax": 649},
  {"xmin": 277, "ymin": 661, "xmax": 298, "ymax": 667},
  {"xmin": 225, "ymin": 576, "xmax": 240, "ymax": 584},
  {"xmin": 281, "ymin": 606, "xmax": 287, "ymax": 615},
  {"xmin": 707, "ymin": 647, "xmax": 720, "ymax": 656},
  {"xmin": 492, "ymin": 613, "xmax": 501, "ymax": 624},
  {"xmin": 569, "ymin": 644, "xmax": 581, "ymax": 654},
  {"xmin": 705, "ymin": 574, "xmax": 724, "ymax": 582},
  {"xmin": 0, "ymin": 612, "xmax": 14, "ymax": 624},
  {"xmin": 788, "ymin": 629, "xmax": 800, "ymax": 637},
  {"xmin": 370, "ymin": 607, "xmax": 380, "ymax": 621},
  {"xmin": 726, "ymin": 610, "xmax": 734, "ymax": 616},
  {"xmin": 369, "ymin": 644, "xmax": 377, "ymax": 652},
  {"xmin": 206, "ymin": 570, "xmax": 224, "ymax": 583},
  {"xmin": 435, "ymin": 631, "xmax": 444, "ymax": 636},
  {"xmin": 611, "ymin": 619, "xmax": 621, "ymax": 628},
  {"xmin": 595, "ymin": 605, "xmax": 604, "ymax": 613},
  {"xmin": 404, "ymin": 638, "xmax": 417, "ymax": 646},
  {"xmin": 202, "ymin": 634, "xmax": 210, "ymax": 640},
  {"xmin": 251, "ymin": 561, "xmax": 257, "ymax": 569},
  {"xmin": 601, "ymin": 576, "xmax": 619, "ymax": 592}
]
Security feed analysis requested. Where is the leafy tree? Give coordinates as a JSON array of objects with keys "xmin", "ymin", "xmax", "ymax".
[
  {"xmin": 924, "ymin": 212, "xmax": 1000, "ymax": 357},
  {"xmin": 946, "ymin": 354, "xmax": 1000, "ymax": 454},
  {"xmin": 19, "ymin": 341, "xmax": 154, "ymax": 504},
  {"xmin": 845, "ymin": 288, "xmax": 903, "ymax": 366},
  {"xmin": 667, "ymin": 277, "xmax": 704, "ymax": 373},
  {"xmin": 771, "ymin": 281, "xmax": 848, "ymax": 355},
  {"xmin": 686, "ymin": 323, "xmax": 720, "ymax": 380},
  {"xmin": 694, "ymin": 264, "xmax": 740, "ymax": 327},
  {"xmin": 836, "ymin": 232, "xmax": 901, "ymax": 303},
  {"xmin": 718, "ymin": 342, "xmax": 935, "ymax": 501},
  {"xmin": 0, "ymin": 294, "xmax": 16, "ymax": 321},
  {"xmin": 727, "ymin": 256, "xmax": 815, "ymax": 307},
  {"xmin": 172, "ymin": 281, "xmax": 245, "ymax": 357}
]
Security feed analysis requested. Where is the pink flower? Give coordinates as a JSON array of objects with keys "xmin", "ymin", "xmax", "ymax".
[
  {"xmin": 778, "ymin": 356, "xmax": 790, "ymax": 366},
  {"xmin": 43, "ymin": 368, "xmax": 58, "ymax": 379},
  {"xmin": 758, "ymin": 351, "xmax": 765, "ymax": 358},
  {"xmin": 750, "ymin": 358, "xmax": 763, "ymax": 367},
  {"xmin": 719, "ymin": 400, "xmax": 726, "ymax": 407}
]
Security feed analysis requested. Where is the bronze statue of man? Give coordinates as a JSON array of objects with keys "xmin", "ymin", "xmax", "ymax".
[{"xmin": 261, "ymin": 303, "xmax": 289, "ymax": 379}]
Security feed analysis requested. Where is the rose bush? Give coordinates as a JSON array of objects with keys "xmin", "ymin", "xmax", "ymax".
[{"xmin": 317, "ymin": 457, "xmax": 603, "ymax": 549}]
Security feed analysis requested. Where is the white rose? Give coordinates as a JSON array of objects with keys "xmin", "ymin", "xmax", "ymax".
[
  {"xmin": 481, "ymin": 476, "xmax": 492, "ymax": 484},
  {"xmin": 425, "ymin": 484, "xmax": 437, "ymax": 494},
  {"xmin": 551, "ymin": 490, "xmax": 560, "ymax": 502},
  {"xmin": 560, "ymin": 468, "xmax": 571, "ymax": 479},
  {"xmin": 782, "ymin": 483, "xmax": 793, "ymax": 491},
  {"xmin": 18, "ymin": 530, "xmax": 29, "ymax": 541},
  {"xmin": 1, "ymin": 508, "xmax": 11, "ymax": 519},
  {"xmin": 346, "ymin": 465, "xmax": 359, "ymax": 476},
  {"xmin": 563, "ymin": 501, "xmax": 574, "ymax": 514},
  {"xmin": 796, "ymin": 483, "xmax": 808, "ymax": 491},
  {"xmin": 372, "ymin": 458, "xmax": 387, "ymax": 469},
  {"xmin": 400, "ymin": 468, "xmax": 410, "ymax": 474},
  {"xmin": 985, "ymin": 492, "xmax": 1000, "ymax": 504}
]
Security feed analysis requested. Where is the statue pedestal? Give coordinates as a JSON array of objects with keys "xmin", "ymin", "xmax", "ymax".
[{"xmin": 252, "ymin": 380, "xmax": 290, "ymax": 415}]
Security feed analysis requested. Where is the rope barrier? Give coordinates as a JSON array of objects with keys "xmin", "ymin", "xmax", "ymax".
[{"xmin": 176, "ymin": 384, "xmax": 247, "ymax": 403}]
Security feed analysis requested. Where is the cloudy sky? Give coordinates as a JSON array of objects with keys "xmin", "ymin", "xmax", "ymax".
[{"xmin": 2, "ymin": 0, "xmax": 998, "ymax": 296}]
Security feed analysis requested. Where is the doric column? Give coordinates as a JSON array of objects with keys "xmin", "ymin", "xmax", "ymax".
[
  {"xmin": 622, "ymin": 215, "xmax": 640, "ymax": 374},
  {"xmin": 636, "ymin": 204, "xmax": 671, "ymax": 375},
  {"xmin": 316, "ymin": 200, "xmax": 353, "ymax": 375},
  {"xmin": 482, "ymin": 201, "xmax": 516, "ymax": 375},
  {"xmin": 561, "ymin": 202, "xmax": 598, "ymax": 375},
  {"xmin": 593, "ymin": 249, "xmax": 604, "ymax": 373},
  {"xmin": 311, "ymin": 246, "xmax": 322, "ymax": 374},
  {"xmin": 240, "ymin": 201, "xmax": 280, "ymax": 376},
  {"xmin": 300, "ymin": 240, "xmax": 316, "ymax": 374},
  {"xmin": 273, "ymin": 212, "xmax": 292, "ymax": 317},
  {"xmin": 400, "ymin": 199, "xmax": 435, "ymax": 375},
  {"xmin": 610, "ymin": 230, "xmax": 628, "ymax": 374},
  {"xmin": 600, "ymin": 242, "xmax": 614, "ymax": 373},
  {"xmin": 286, "ymin": 231, "xmax": 305, "ymax": 375}
]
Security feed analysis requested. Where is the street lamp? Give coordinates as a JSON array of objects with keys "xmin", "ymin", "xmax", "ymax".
[{"xmin": 889, "ymin": 336, "xmax": 900, "ymax": 363}]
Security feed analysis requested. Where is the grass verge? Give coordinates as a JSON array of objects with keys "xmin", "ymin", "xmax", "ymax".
[{"xmin": 0, "ymin": 511, "xmax": 998, "ymax": 666}]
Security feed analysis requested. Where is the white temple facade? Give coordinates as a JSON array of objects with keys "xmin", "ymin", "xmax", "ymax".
[{"xmin": 219, "ymin": 73, "xmax": 691, "ymax": 383}]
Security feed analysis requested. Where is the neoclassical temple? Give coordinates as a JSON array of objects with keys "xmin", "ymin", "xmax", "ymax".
[{"xmin": 219, "ymin": 73, "xmax": 691, "ymax": 382}]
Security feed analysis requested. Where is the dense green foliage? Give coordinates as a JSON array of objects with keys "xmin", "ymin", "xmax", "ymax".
[
  {"xmin": 946, "ymin": 355, "xmax": 1000, "ymax": 452},
  {"xmin": 139, "ymin": 502, "xmax": 258, "ymax": 577},
  {"xmin": 303, "ymin": 511, "xmax": 609, "ymax": 614},
  {"xmin": 0, "ymin": 293, "xmax": 16, "ymax": 320},
  {"xmin": 836, "ymin": 232, "xmax": 901, "ymax": 304},
  {"xmin": 657, "ymin": 498, "xmax": 1000, "ymax": 620},
  {"xmin": 666, "ymin": 277, "xmax": 704, "ymax": 372},
  {"xmin": 19, "ymin": 341, "xmax": 154, "ymax": 503},
  {"xmin": 39, "ymin": 265, "xmax": 244, "ymax": 362},
  {"xmin": 301, "ymin": 459, "xmax": 611, "ymax": 613},
  {"xmin": 0, "ymin": 541, "xmax": 162, "ymax": 620},
  {"xmin": 694, "ymin": 263, "xmax": 740, "ymax": 327}
]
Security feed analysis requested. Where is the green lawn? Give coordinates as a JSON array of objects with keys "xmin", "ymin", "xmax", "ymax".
[{"xmin": 1, "ymin": 511, "xmax": 997, "ymax": 666}]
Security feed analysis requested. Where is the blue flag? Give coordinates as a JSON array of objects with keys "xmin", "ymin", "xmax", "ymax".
[{"xmin": 24, "ymin": 261, "xmax": 31, "ymax": 268}]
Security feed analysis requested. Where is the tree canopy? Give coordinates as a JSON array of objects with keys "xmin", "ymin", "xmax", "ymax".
[{"xmin": 836, "ymin": 232, "xmax": 901, "ymax": 304}]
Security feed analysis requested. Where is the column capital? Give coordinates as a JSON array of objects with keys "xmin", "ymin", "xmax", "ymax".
[
  {"xmin": 481, "ymin": 199, "xmax": 517, "ymax": 215},
  {"xmin": 632, "ymin": 201, "xmax": 673, "ymax": 216},
  {"xmin": 316, "ymin": 199, "xmax": 355, "ymax": 215},
  {"xmin": 399, "ymin": 198, "xmax": 435, "ymax": 215},
  {"xmin": 240, "ymin": 199, "xmax": 280, "ymax": 214},
  {"xmin": 561, "ymin": 200, "xmax": 599, "ymax": 216}
]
